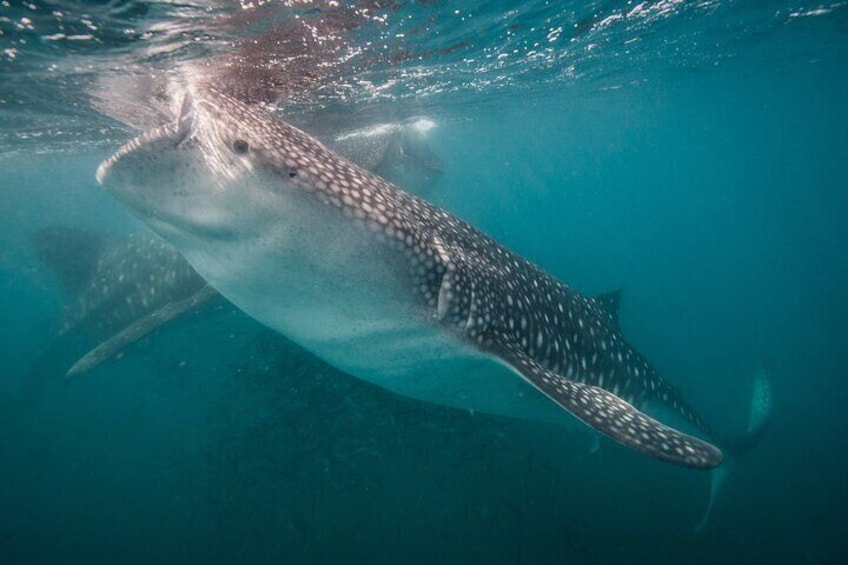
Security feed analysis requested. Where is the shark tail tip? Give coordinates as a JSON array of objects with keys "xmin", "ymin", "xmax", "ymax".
[
  {"xmin": 727, "ymin": 361, "xmax": 773, "ymax": 460},
  {"xmin": 695, "ymin": 361, "xmax": 773, "ymax": 532}
]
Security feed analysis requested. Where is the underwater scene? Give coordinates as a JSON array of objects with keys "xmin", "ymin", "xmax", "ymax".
[{"xmin": 1, "ymin": 1, "xmax": 846, "ymax": 563}]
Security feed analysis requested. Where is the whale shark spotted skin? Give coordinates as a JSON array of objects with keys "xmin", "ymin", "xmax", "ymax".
[{"xmin": 97, "ymin": 84, "xmax": 725, "ymax": 468}]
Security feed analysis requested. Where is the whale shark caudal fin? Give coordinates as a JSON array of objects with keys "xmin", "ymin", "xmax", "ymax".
[
  {"xmin": 695, "ymin": 361, "xmax": 773, "ymax": 532},
  {"xmin": 490, "ymin": 340, "xmax": 724, "ymax": 469},
  {"xmin": 65, "ymin": 285, "xmax": 218, "ymax": 378},
  {"xmin": 726, "ymin": 362, "xmax": 773, "ymax": 458}
]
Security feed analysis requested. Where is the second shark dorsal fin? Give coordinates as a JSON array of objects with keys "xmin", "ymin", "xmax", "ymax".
[
  {"xmin": 31, "ymin": 226, "xmax": 108, "ymax": 296},
  {"xmin": 595, "ymin": 288, "xmax": 623, "ymax": 324},
  {"xmin": 489, "ymin": 339, "xmax": 723, "ymax": 469}
]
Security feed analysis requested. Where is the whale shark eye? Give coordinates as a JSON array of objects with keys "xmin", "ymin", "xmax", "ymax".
[{"xmin": 232, "ymin": 139, "xmax": 249, "ymax": 154}]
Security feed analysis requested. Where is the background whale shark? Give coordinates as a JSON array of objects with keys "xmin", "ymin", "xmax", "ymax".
[{"xmin": 29, "ymin": 227, "xmax": 214, "ymax": 379}]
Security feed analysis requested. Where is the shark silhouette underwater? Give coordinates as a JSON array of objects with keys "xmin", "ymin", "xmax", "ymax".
[
  {"xmin": 95, "ymin": 83, "xmax": 772, "ymax": 472},
  {"xmin": 32, "ymin": 226, "xmax": 216, "ymax": 377}
]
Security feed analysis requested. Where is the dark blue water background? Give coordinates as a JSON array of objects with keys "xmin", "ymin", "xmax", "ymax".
[{"xmin": 1, "ymin": 1, "xmax": 846, "ymax": 563}]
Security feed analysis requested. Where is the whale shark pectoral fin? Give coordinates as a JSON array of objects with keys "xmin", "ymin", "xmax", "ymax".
[
  {"xmin": 65, "ymin": 285, "xmax": 217, "ymax": 377},
  {"xmin": 490, "ymin": 341, "xmax": 724, "ymax": 469}
]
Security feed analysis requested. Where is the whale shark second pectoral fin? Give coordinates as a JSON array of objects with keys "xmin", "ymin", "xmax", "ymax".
[{"xmin": 490, "ymin": 341, "xmax": 724, "ymax": 469}]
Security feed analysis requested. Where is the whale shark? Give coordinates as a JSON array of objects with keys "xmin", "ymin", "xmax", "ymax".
[
  {"xmin": 32, "ymin": 227, "xmax": 215, "ymax": 376},
  {"xmin": 96, "ymin": 82, "xmax": 770, "ymax": 471}
]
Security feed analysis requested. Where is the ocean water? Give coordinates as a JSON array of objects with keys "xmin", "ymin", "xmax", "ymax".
[{"xmin": 1, "ymin": 1, "xmax": 846, "ymax": 563}]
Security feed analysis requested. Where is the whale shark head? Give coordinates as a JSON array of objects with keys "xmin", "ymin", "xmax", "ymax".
[{"xmin": 97, "ymin": 87, "xmax": 303, "ymax": 245}]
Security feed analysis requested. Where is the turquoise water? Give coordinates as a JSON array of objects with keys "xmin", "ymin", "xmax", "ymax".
[{"xmin": 1, "ymin": 1, "xmax": 846, "ymax": 563}]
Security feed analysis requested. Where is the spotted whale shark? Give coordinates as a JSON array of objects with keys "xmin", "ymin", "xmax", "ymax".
[
  {"xmin": 32, "ymin": 227, "xmax": 214, "ymax": 377},
  {"xmin": 96, "ymin": 83, "xmax": 770, "ymax": 471}
]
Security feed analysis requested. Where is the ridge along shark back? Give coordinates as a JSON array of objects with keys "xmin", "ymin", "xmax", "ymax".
[{"xmin": 96, "ymin": 82, "xmax": 771, "ymax": 525}]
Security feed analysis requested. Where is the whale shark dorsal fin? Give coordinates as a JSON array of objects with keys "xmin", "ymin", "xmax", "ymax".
[
  {"xmin": 595, "ymin": 288, "xmax": 622, "ymax": 324},
  {"xmin": 31, "ymin": 226, "xmax": 108, "ymax": 296},
  {"xmin": 490, "ymin": 341, "xmax": 724, "ymax": 469}
]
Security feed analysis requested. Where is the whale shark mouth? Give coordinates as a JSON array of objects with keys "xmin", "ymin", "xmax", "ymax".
[
  {"xmin": 96, "ymin": 94, "xmax": 198, "ymax": 186},
  {"xmin": 96, "ymin": 121, "xmax": 179, "ymax": 185}
]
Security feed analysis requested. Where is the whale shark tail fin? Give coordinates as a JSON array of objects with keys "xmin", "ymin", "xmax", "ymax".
[
  {"xmin": 695, "ymin": 361, "xmax": 773, "ymax": 532},
  {"xmin": 726, "ymin": 360, "xmax": 773, "ymax": 459}
]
